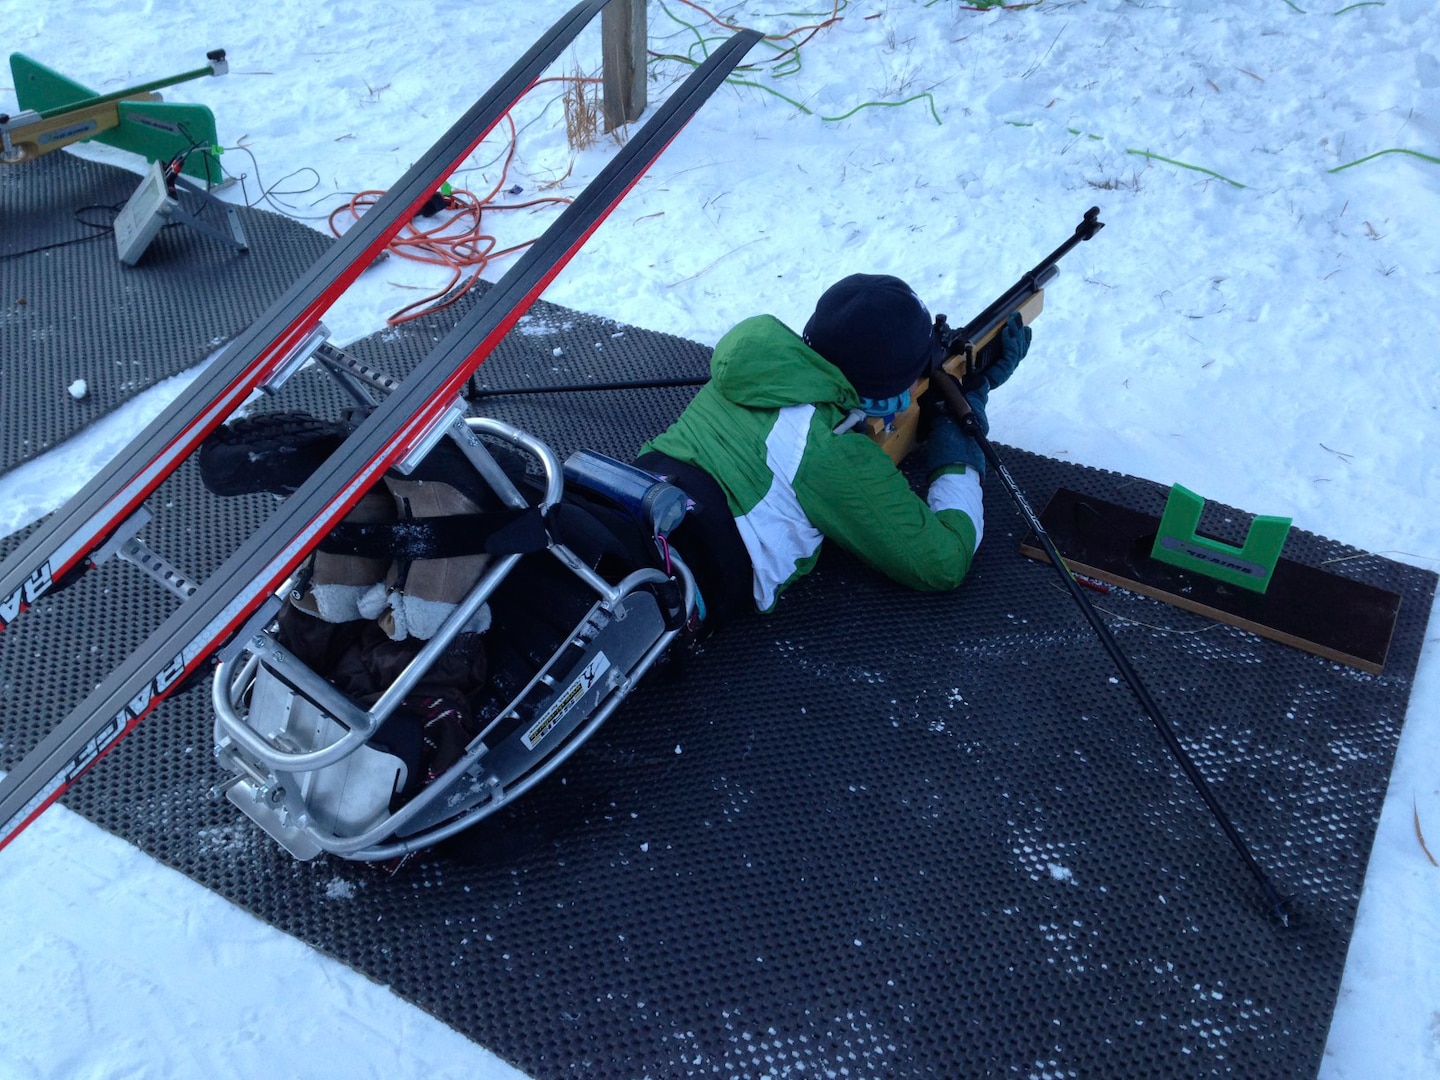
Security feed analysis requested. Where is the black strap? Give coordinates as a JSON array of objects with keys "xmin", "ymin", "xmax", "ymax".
[
  {"xmin": 634, "ymin": 451, "xmax": 753, "ymax": 632},
  {"xmin": 317, "ymin": 507, "xmax": 549, "ymax": 560}
]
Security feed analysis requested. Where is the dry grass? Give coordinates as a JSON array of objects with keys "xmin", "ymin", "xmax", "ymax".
[{"xmin": 564, "ymin": 69, "xmax": 601, "ymax": 151}]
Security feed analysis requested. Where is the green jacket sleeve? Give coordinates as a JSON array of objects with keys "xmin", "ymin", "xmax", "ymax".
[{"xmin": 793, "ymin": 412, "xmax": 978, "ymax": 591}]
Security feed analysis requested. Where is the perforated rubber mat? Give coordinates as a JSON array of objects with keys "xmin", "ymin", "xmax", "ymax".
[
  {"xmin": 1, "ymin": 238, "xmax": 1435, "ymax": 1079},
  {"xmin": 0, "ymin": 152, "xmax": 332, "ymax": 472}
]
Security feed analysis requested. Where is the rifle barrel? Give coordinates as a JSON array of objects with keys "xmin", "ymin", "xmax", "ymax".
[
  {"xmin": 952, "ymin": 207, "xmax": 1104, "ymax": 357},
  {"xmin": 959, "ymin": 264, "xmax": 1060, "ymax": 344},
  {"xmin": 37, "ymin": 57, "xmax": 225, "ymax": 121}
]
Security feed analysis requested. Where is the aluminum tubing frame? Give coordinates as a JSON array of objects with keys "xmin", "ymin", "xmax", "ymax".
[{"xmin": 211, "ymin": 417, "xmax": 697, "ymax": 859}]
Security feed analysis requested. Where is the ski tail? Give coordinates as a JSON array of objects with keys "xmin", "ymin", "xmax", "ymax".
[
  {"xmin": 0, "ymin": 29, "xmax": 762, "ymax": 853},
  {"xmin": 0, "ymin": 0, "xmax": 610, "ymax": 635}
]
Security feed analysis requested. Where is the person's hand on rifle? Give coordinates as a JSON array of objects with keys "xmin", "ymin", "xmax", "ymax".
[
  {"xmin": 921, "ymin": 312, "xmax": 1034, "ymax": 483},
  {"xmin": 969, "ymin": 312, "xmax": 1032, "ymax": 392},
  {"xmin": 920, "ymin": 368, "xmax": 988, "ymax": 482}
]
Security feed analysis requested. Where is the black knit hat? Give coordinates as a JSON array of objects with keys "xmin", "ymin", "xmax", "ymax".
[{"xmin": 802, "ymin": 274, "xmax": 934, "ymax": 399}]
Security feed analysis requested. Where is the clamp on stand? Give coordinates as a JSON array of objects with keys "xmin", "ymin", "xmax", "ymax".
[{"xmin": 114, "ymin": 158, "xmax": 249, "ymax": 266}]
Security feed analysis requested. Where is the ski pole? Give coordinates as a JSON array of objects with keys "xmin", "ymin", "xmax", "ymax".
[
  {"xmin": 467, "ymin": 374, "xmax": 708, "ymax": 400},
  {"xmin": 929, "ymin": 371, "xmax": 1296, "ymax": 924}
]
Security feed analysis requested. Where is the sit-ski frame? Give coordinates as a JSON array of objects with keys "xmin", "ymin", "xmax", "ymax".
[
  {"xmin": 89, "ymin": 320, "xmax": 694, "ymax": 859},
  {"xmin": 209, "ymin": 325, "xmax": 696, "ymax": 859}
]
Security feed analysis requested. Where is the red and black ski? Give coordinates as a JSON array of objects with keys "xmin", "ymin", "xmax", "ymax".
[
  {"xmin": 0, "ymin": 27, "xmax": 761, "ymax": 852},
  {"xmin": 0, "ymin": 0, "xmax": 613, "ymax": 634}
]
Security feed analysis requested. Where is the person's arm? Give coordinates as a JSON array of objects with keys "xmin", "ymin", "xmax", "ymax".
[
  {"xmin": 794, "ymin": 412, "xmax": 981, "ymax": 592},
  {"xmin": 825, "ymin": 307, "xmax": 1030, "ymax": 588}
]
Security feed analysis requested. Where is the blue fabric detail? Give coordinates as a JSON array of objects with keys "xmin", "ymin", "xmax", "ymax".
[{"xmin": 858, "ymin": 390, "xmax": 912, "ymax": 418}]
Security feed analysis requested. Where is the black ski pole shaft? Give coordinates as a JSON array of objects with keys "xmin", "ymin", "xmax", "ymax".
[
  {"xmin": 931, "ymin": 376, "xmax": 1294, "ymax": 922},
  {"xmin": 467, "ymin": 374, "xmax": 708, "ymax": 399}
]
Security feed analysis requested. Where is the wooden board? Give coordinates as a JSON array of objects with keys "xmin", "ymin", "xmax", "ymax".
[{"xmin": 1018, "ymin": 487, "xmax": 1403, "ymax": 674}]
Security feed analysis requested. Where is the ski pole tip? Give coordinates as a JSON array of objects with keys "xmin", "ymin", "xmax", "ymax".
[{"xmin": 1268, "ymin": 891, "xmax": 1301, "ymax": 929}]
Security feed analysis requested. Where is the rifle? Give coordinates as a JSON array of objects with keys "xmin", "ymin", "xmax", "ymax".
[
  {"xmin": 1, "ymin": 50, "xmax": 228, "ymax": 181},
  {"xmin": 865, "ymin": 206, "xmax": 1105, "ymax": 462}
]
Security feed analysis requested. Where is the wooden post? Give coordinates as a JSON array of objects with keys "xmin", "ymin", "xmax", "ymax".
[{"xmin": 602, "ymin": 0, "xmax": 648, "ymax": 131}]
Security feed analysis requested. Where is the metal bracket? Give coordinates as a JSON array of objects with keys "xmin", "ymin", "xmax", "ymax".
[
  {"xmin": 392, "ymin": 402, "xmax": 469, "ymax": 475},
  {"xmin": 0, "ymin": 110, "xmax": 41, "ymax": 162},
  {"xmin": 216, "ymin": 593, "xmax": 286, "ymax": 668},
  {"xmin": 116, "ymin": 537, "xmax": 201, "ymax": 601},
  {"xmin": 90, "ymin": 505, "xmax": 201, "ymax": 600},
  {"xmin": 168, "ymin": 171, "xmax": 248, "ymax": 252},
  {"xmin": 446, "ymin": 418, "xmax": 529, "ymax": 507},
  {"xmin": 312, "ymin": 340, "xmax": 402, "ymax": 407},
  {"xmin": 91, "ymin": 506, "xmax": 153, "ymax": 567},
  {"xmin": 259, "ymin": 323, "xmax": 331, "ymax": 394}
]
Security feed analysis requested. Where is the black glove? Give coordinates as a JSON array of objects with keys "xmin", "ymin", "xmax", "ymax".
[
  {"xmin": 974, "ymin": 312, "xmax": 1032, "ymax": 390},
  {"xmin": 920, "ymin": 370, "xmax": 987, "ymax": 482}
]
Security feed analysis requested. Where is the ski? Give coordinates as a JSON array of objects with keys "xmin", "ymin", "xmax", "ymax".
[
  {"xmin": 0, "ymin": 29, "xmax": 762, "ymax": 852},
  {"xmin": 0, "ymin": 0, "xmax": 612, "ymax": 633}
]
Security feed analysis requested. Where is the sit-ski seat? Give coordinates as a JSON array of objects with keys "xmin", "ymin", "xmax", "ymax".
[{"xmin": 211, "ymin": 416, "xmax": 695, "ymax": 860}]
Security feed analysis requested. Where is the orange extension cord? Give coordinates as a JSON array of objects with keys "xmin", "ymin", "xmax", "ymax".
[{"xmin": 327, "ymin": 110, "xmax": 575, "ymax": 326}]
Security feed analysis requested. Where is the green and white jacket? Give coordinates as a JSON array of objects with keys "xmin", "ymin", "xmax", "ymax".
[{"xmin": 641, "ymin": 314, "xmax": 983, "ymax": 613}]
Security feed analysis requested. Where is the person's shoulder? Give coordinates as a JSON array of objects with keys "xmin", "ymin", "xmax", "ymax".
[{"xmin": 717, "ymin": 313, "xmax": 800, "ymax": 349}]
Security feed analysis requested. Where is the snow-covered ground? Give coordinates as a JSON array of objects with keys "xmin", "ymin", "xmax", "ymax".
[{"xmin": 1, "ymin": 1, "xmax": 1436, "ymax": 1076}]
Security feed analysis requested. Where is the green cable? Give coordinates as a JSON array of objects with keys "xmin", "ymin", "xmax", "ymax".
[
  {"xmin": 656, "ymin": 2, "xmax": 814, "ymax": 79},
  {"xmin": 1006, "ymin": 121, "xmax": 1240, "ymax": 187},
  {"xmin": 708, "ymin": 74, "xmax": 942, "ymax": 125},
  {"xmin": 652, "ymin": 2, "xmax": 941, "ymax": 125},
  {"xmin": 656, "ymin": 1, "xmax": 714, "ymax": 59},
  {"xmin": 823, "ymin": 92, "xmax": 942, "ymax": 125},
  {"xmin": 925, "ymin": 0, "xmax": 1040, "ymax": 7},
  {"xmin": 1329, "ymin": 147, "xmax": 1440, "ymax": 172},
  {"xmin": 1281, "ymin": 0, "xmax": 1387, "ymax": 12},
  {"xmin": 761, "ymin": 38, "xmax": 806, "ymax": 80},
  {"xmin": 1036, "ymin": 125, "xmax": 1433, "ymax": 185},
  {"xmin": 1126, "ymin": 149, "xmax": 1246, "ymax": 188}
]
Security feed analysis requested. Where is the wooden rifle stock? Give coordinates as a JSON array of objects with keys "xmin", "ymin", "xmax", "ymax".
[{"xmin": 865, "ymin": 207, "xmax": 1104, "ymax": 463}]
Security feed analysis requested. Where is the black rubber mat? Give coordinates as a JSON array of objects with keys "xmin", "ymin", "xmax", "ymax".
[
  {"xmin": 0, "ymin": 151, "xmax": 332, "ymax": 472},
  {"xmin": 1, "ymin": 258, "xmax": 1435, "ymax": 1079}
]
